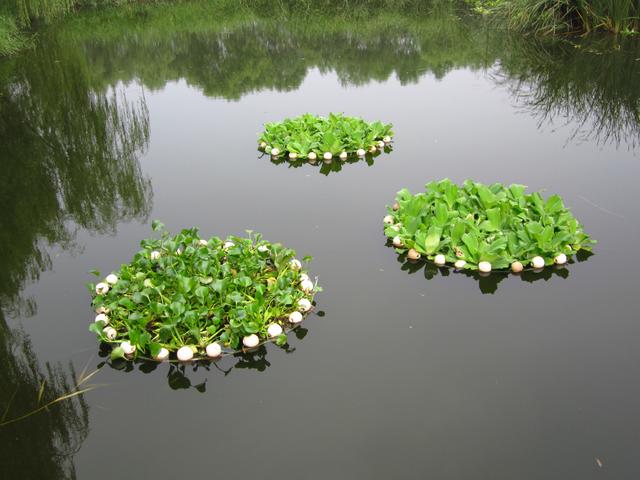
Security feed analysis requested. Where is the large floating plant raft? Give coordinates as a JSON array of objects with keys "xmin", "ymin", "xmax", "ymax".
[
  {"xmin": 258, "ymin": 113, "xmax": 393, "ymax": 161},
  {"xmin": 384, "ymin": 179, "xmax": 595, "ymax": 273},
  {"xmin": 89, "ymin": 222, "xmax": 320, "ymax": 362}
]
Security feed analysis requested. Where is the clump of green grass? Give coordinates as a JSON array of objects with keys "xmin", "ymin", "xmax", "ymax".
[
  {"xmin": 0, "ymin": 14, "xmax": 30, "ymax": 56},
  {"xmin": 384, "ymin": 179, "xmax": 595, "ymax": 273},
  {"xmin": 258, "ymin": 113, "xmax": 393, "ymax": 161},
  {"xmin": 88, "ymin": 222, "xmax": 320, "ymax": 361},
  {"xmin": 490, "ymin": 0, "xmax": 640, "ymax": 35}
]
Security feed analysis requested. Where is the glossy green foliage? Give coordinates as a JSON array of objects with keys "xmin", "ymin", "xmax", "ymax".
[
  {"xmin": 88, "ymin": 223, "xmax": 319, "ymax": 360},
  {"xmin": 384, "ymin": 179, "xmax": 595, "ymax": 270},
  {"xmin": 258, "ymin": 113, "xmax": 393, "ymax": 157}
]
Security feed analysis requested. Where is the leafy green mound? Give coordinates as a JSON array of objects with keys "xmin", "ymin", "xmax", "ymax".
[
  {"xmin": 384, "ymin": 179, "xmax": 595, "ymax": 271},
  {"xmin": 88, "ymin": 223, "xmax": 319, "ymax": 361},
  {"xmin": 258, "ymin": 113, "xmax": 393, "ymax": 159}
]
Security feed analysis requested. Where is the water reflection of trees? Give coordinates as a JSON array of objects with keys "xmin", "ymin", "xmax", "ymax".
[
  {"xmin": 0, "ymin": 36, "xmax": 152, "ymax": 315},
  {"xmin": 0, "ymin": 313, "xmax": 89, "ymax": 479},
  {"xmin": 0, "ymin": 24, "xmax": 152, "ymax": 480},
  {"xmin": 53, "ymin": 4, "xmax": 640, "ymax": 149}
]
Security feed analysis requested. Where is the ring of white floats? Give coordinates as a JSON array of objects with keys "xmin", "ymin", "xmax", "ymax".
[
  {"xmin": 385, "ymin": 213, "xmax": 572, "ymax": 274},
  {"xmin": 259, "ymin": 135, "xmax": 392, "ymax": 163},
  {"xmin": 91, "ymin": 259, "xmax": 317, "ymax": 362}
]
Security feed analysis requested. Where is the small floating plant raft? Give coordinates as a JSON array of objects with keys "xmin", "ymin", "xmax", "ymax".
[
  {"xmin": 258, "ymin": 113, "xmax": 393, "ymax": 160},
  {"xmin": 88, "ymin": 223, "xmax": 319, "ymax": 362},
  {"xmin": 384, "ymin": 179, "xmax": 595, "ymax": 273}
]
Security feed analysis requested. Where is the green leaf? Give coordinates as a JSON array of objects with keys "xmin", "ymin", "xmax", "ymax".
[
  {"xmin": 424, "ymin": 226, "xmax": 442, "ymax": 255},
  {"xmin": 152, "ymin": 220, "xmax": 165, "ymax": 232},
  {"xmin": 110, "ymin": 347, "xmax": 126, "ymax": 360}
]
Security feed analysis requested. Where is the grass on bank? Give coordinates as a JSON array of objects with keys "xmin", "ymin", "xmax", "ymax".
[
  {"xmin": 471, "ymin": 0, "xmax": 640, "ymax": 35},
  {"xmin": 0, "ymin": 14, "xmax": 30, "ymax": 55}
]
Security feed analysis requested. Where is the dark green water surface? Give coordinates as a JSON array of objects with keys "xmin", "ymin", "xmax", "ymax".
[{"xmin": 1, "ymin": 3, "xmax": 640, "ymax": 479}]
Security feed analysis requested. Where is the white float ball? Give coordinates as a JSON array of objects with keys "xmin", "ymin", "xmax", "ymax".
[
  {"xmin": 392, "ymin": 236, "xmax": 403, "ymax": 248},
  {"xmin": 223, "ymin": 241, "xmax": 235, "ymax": 250},
  {"xmin": 121, "ymin": 341, "xmax": 136, "ymax": 355},
  {"xmin": 511, "ymin": 261, "xmax": 524, "ymax": 273},
  {"xmin": 531, "ymin": 256, "xmax": 545, "ymax": 269},
  {"xmin": 259, "ymin": 141, "xmax": 267, "ymax": 149},
  {"xmin": 177, "ymin": 346, "xmax": 194, "ymax": 361},
  {"xmin": 308, "ymin": 151, "xmax": 317, "ymax": 161},
  {"xmin": 154, "ymin": 347, "xmax": 170, "ymax": 361},
  {"xmin": 298, "ymin": 298, "xmax": 312, "ymax": 312},
  {"xmin": 299, "ymin": 273, "xmax": 310, "ymax": 282},
  {"xmin": 267, "ymin": 323, "xmax": 283, "ymax": 337},
  {"xmin": 290, "ymin": 258, "xmax": 302, "ymax": 270},
  {"xmin": 377, "ymin": 140, "xmax": 385, "ymax": 148},
  {"xmin": 289, "ymin": 311, "xmax": 303, "ymax": 324},
  {"xmin": 95, "ymin": 313, "xmax": 109, "ymax": 324},
  {"xmin": 243, "ymin": 334, "xmax": 260, "ymax": 348},
  {"xmin": 271, "ymin": 148, "xmax": 280, "ymax": 157},
  {"xmin": 103, "ymin": 327, "xmax": 117, "ymax": 340},
  {"xmin": 289, "ymin": 152, "xmax": 298, "ymax": 160},
  {"xmin": 95, "ymin": 282, "xmax": 109, "ymax": 295},
  {"xmin": 257, "ymin": 245, "xmax": 269, "ymax": 253},
  {"xmin": 339, "ymin": 152, "xmax": 348, "ymax": 161},
  {"xmin": 300, "ymin": 279, "xmax": 314, "ymax": 293},
  {"xmin": 369, "ymin": 145, "xmax": 377, "ymax": 153},
  {"xmin": 95, "ymin": 306, "xmax": 109, "ymax": 314},
  {"xmin": 383, "ymin": 215, "xmax": 394, "ymax": 225},
  {"xmin": 205, "ymin": 343, "xmax": 222, "ymax": 358},
  {"xmin": 323, "ymin": 152, "xmax": 332, "ymax": 161},
  {"xmin": 478, "ymin": 261, "xmax": 492, "ymax": 273},
  {"xmin": 554, "ymin": 253, "xmax": 567, "ymax": 265},
  {"xmin": 356, "ymin": 148, "xmax": 366, "ymax": 157},
  {"xmin": 150, "ymin": 250, "xmax": 161, "ymax": 260},
  {"xmin": 434, "ymin": 254, "xmax": 446, "ymax": 266},
  {"xmin": 383, "ymin": 135, "xmax": 392, "ymax": 143},
  {"xmin": 198, "ymin": 239, "xmax": 208, "ymax": 247},
  {"xmin": 454, "ymin": 259, "xmax": 467, "ymax": 269},
  {"xmin": 106, "ymin": 274, "xmax": 118, "ymax": 285}
]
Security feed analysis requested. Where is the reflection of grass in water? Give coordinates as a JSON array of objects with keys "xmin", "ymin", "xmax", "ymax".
[
  {"xmin": 494, "ymin": 35, "xmax": 640, "ymax": 149},
  {"xmin": 0, "ymin": 316, "xmax": 91, "ymax": 478}
]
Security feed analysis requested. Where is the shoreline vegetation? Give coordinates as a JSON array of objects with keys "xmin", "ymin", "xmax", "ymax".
[{"xmin": 1, "ymin": 0, "xmax": 639, "ymax": 57}]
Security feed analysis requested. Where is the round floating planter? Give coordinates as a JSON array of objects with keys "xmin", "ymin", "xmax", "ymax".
[
  {"xmin": 258, "ymin": 113, "xmax": 393, "ymax": 161},
  {"xmin": 384, "ymin": 179, "xmax": 595, "ymax": 273},
  {"xmin": 88, "ymin": 223, "xmax": 320, "ymax": 362}
]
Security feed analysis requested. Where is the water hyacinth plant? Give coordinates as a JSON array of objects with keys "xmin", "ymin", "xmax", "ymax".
[
  {"xmin": 258, "ymin": 113, "xmax": 393, "ymax": 160},
  {"xmin": 88, "ymin": 222, "xmax": 320, "ymax": 361},
  {"xmin": 384, "ymin": 179, "xmax": 595, "ymax": 272}
]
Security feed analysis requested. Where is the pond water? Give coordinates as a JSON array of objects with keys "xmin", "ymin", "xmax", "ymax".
[{"xmin": 2, "ymin": 4, "xmax": 640, "ymax": 479}]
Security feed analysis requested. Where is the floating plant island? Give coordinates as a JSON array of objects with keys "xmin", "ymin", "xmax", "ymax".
[
  {"xmin": 384, "ymin": 179, "xmax": 595, "ymax": 273},
  {"xmin": 88, "ymin": 223, "xmax": 319, "ymax": 362},
  {"xmin": 258, "ymin": 113, "xmax": 393, "ymax": 161}
]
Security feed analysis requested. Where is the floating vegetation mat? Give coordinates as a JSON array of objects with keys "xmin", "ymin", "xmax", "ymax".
[
  {"xmin": 88, "ymin": 222, "xmax": 320, "ymax": 362},
  {"xmin": 384, "ymin": 179, "xmax": 595, "ymax": 273},
  {"xmin": 258, "ymin": 113, "xmax": 393, "ymax": 161}
]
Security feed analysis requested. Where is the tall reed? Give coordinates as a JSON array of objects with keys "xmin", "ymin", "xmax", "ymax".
[{"xmin": 494, "ymin": 0, "xmax": 640, "ymax": 35}]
